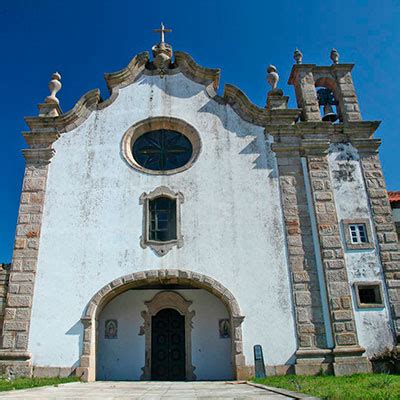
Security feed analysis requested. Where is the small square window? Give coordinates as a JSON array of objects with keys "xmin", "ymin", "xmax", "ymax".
[
  {"xmin": 342, "ymin": 219, "xmax": 374, "ymax": 250},
  {"xmin": 349, "ymin": 224, "xmax": 367, "ymax": 244},
  {"xmin": 354, "ymin": 282, "xmax": 384, "ymax": 308}
]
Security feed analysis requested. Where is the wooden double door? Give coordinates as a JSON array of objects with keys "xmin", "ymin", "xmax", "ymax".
[{"xmin": 151, "ymin": 308, "xmax": 186, "ymax": 381}]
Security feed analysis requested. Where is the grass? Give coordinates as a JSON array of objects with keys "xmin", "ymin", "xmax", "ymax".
[
  {"xmin": 0, "ymin": 376, "xmax": 79, "ymax": 392},
  {"xmin": 253, "ymin": 373, "xmax": 400, "ymax": 400}
]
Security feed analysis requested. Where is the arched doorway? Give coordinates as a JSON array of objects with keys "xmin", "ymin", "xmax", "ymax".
[{"xmin": 78, "ymin": 270, "xmax": 245, "ymax": 382}]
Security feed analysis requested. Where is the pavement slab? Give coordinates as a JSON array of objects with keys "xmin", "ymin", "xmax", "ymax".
[{"xmin": 0, "ymin": 381, "xmax": 296, "ymax": 399}]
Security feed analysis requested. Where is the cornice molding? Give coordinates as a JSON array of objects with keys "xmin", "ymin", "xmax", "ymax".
[
  {"xmin": 221, "ymin": 84, "xmax": 300, "ymax": 126},
  {"xmin": 267, "ymin": 121, "xmax": 380, "ymax": 137},
  {"xmin": 22, "ymin": 148, "xmax": 55, "ymax": 164},
  {"xmin": 25, "ymin": 89, "xmax": 101, "ymax": 135},
  {"xmin": 288, "ymin": 63, "xmax": 355, "ymax": 84},
  {"xmin": 22, "ymin": 49, "xmax": 302, "ymax": 139},
  {"xmin": 350, "ymin": 138, "xmax": 382, "ymax": 154},
  {"xmin": 174, "ymin": 51, "xmax": 220, "ymax": 91},
  {"xmin": 104, "ymin": 51, "xmax": 150, "ymax": 93},
  {"xmin": 22, "ymin": 131, "xmax": 60, "ymax": 147},
  {"xmin": 301, "ymin": 139, "xmax": 331, "ymax": 155},
  {"xmin": 270, "ymin": 124, "xmax": 382, "ymax": 156}
]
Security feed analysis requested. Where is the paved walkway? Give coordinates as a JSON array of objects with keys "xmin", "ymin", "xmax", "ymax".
[{"xmin": 0, "ymin": 381, "xmax": 297, "ymax": 399}]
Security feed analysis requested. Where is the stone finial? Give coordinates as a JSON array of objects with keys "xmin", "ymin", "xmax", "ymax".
[
  {"xmin": 330, "ymin": 48, "xmax": 340, "ymax": 64},
  {"xmin": 294, "ymin": 48, "xmax": 303, "ymax": 64},
  {"xmin": 38, "ymin": 72, "xmax": 62, "ymax": 117},
  {"xmin": 45, "ymin": 72, "xmax": 62, "ymax": 104},
  {"xmin": 267, "ymin": 65, "xmax": 279, "ymax": 90},
  {"xmin": 266, "ymin": 64, "xmax": 287, "ymax": 110},
  {"xmin": 152, "ymin": 22, "xmax": 173, "ymax": 71},
  {"xmin": 152, "ymin": 42, "xmax": 173, "ymax": 69}
]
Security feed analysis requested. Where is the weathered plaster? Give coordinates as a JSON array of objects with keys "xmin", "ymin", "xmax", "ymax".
[
  {"xmin": 28, "ymin": 72, "xmax": 296, "ymax": 370},
  {"xmin": 328, "ymin": 143, "xmax": 394, "ymax": 356}
]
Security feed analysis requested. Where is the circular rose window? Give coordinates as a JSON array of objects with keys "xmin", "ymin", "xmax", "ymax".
[
  {"xmin": 132, "ymin": 129, "xmax": 193, "ymax": 171},
  {"xmin": 122, "ymin": 117, "xmax": 201, "ymax": 175}
]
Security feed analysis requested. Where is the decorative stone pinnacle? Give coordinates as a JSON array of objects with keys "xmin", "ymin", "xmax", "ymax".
[
  {"xmin": 294, "ymin": 48, "xmax": 303, "ymax": 64},
  {"xmin": 267, "ymin": 65, "xmax": 279, "ymax": 90},
  {"xmin": 45, "ymin": 72, "xmax": 62, "ymax": 105},
  {"xmin": 330, "ymin": 48, "xmax": 340, "ymax": 64}
]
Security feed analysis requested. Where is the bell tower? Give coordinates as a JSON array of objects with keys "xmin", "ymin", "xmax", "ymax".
[{"xmin": 288, "ymin": 49, "xmax": 362, "ymax": 123}]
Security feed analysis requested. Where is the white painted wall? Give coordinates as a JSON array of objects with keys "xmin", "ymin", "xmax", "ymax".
[
  {"xmin": 29, "ymin": 71, "xmax": 297, "ymax": 371},
  {"xmin": 328, "ymin": 143, "xmax": 395, "ymax": 356},
  {"xmin": 97, "ymin": 289, "xmax": 231, "ymax": 380}
]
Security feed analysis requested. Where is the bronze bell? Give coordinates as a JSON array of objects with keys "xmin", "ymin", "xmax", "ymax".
[
  {"xmin": 322, "ymin": 103, "xmax": 339, "ymax": 122},
  {"xmin": 317, "ymin": 88, "xmax": 339, "ymax": 123}
]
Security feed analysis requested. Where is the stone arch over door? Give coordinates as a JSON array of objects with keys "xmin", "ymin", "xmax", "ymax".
[{"xmin": 78, "ymin": 269, "xmax": 245, "ymax": 382}]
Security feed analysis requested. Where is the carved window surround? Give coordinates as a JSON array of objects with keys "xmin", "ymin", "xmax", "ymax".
[
  {"xmin": 140, "ymin": 291, "xmax": 196, "ymax": 380},
  {"xmin": 121, "ymin": 116, "xmax": 202, "ymax": 175},
  {"xmin": 140, "ymin": 186, "xmax": 184, "ymax": 256},
  {"xmin": 342, "ymin": 219, "xmax": 374, "ymax": 250}
]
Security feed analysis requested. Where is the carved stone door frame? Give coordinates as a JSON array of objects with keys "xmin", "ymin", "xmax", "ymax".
[{"xmin": 140, "ymin": 291, "xmax": 196, "ymax": 380}]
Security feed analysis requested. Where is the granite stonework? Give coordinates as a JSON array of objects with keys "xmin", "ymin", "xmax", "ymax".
[
  {"xmin": 0, "ymin": 265, "xmax": 10, "ymax": 338},
  {"xmin": 389, "ymin": 193, "xmax": 400, "ymax": 239},
  {"xmin": 0, "ymin": 42, "xmax": 398, "ymax": 380},
  {"xmin": 358, "ymin": 152, "xmax": 400, "ymax": 342}
]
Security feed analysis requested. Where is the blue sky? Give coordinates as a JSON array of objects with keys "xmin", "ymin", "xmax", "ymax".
[{"xmin": 1, "ymin": 0, "xmax": 399, "ymax": 262}]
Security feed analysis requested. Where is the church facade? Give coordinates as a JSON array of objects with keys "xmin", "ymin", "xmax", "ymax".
[{"xmin": 1, "ymin": 33, "xmax": 400, "ymax": 381}]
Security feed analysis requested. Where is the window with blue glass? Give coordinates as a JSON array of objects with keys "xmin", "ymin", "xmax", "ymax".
[
  {"xmin": 133, "ymin": 129, "xmax": 193, "ymax": 171},
  {"xmin": 149, "ymin": 197, "xmax": 177, "ymax": 242}
]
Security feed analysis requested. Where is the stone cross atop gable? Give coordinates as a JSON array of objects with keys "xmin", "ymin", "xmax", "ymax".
[{"xmin": 153, "ymin": 22, "xmax": 172, "ymax": 44}]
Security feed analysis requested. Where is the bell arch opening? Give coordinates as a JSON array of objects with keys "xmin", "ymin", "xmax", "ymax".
[
  {"xmin": 314, "ymin": 76, "xmax": 343, "ymax": 123},
  {"xmin": 78, "ymin": 270, "xmax": 245, "ymax": 382}
]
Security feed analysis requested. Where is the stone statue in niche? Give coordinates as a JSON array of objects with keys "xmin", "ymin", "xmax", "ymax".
[
  {"xmin": 105, "ymin": 319, "xmax": 118, "ymax": 339},
  {"xmin": 219, "ymin": 319, "xmax": 230, "ymax": 338}
]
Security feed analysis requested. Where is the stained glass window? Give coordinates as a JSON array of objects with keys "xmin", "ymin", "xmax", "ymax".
[
  {"xmin": 133, "ymin": 129, "xmax": 193, "ymax": 171},
  {"xmin": 149, "ymin": 197, "xmax": 177, "ymax": 242}
]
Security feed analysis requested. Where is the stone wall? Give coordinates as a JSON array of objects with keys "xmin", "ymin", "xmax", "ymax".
[
  {"xmin": 0, "ymin": 264, "xmax": 11, "ymax": 338},
  {"xmin": 273, "ymin": 144, "xmax": 329, "ymax": 374},
  {"xmin": 358, "ymin": 153, "xmax": 400, "ymax": 341},
  {"xmin": 388, "ymin": 193, "xmax": 400, "ymax": 240}
]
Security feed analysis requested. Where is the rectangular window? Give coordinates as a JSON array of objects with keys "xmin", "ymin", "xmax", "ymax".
[
  {"xmin": 349, "ymin": 224, "xmax": 368, "ymax": 244},
  {"xmin": 342, "ymin": 219, "xmax": 374, "ymax": 250},
  {"xmin": 354, "ymin": 282, "xmax": 384, "ymax": 308},
  {"xmin": 149, "ymin": 197, "xmax": 177, "ymax": 242}
]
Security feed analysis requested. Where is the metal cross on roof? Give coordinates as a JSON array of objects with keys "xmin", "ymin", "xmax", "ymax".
[{"xmin": 153, "ymin": 22, "xmax": 172, "ymax": 43}]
